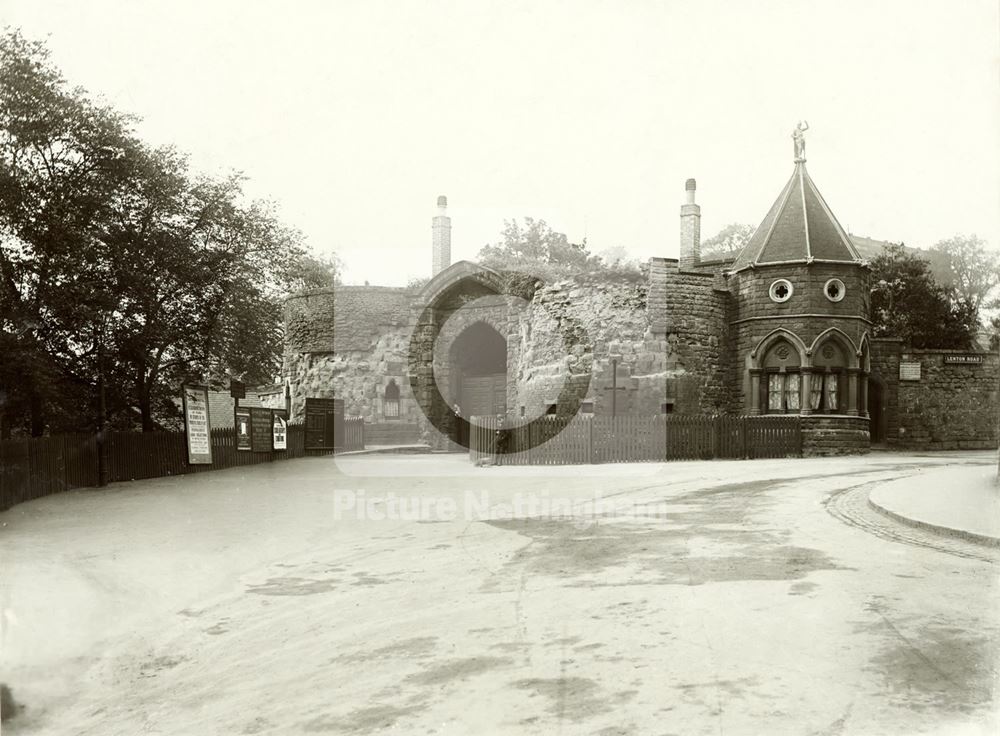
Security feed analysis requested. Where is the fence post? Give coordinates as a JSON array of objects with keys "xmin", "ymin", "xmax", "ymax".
[
  {"xmin": 587, "ymin": 416, "xmax": 594, "ymax": 464},
  {"xmin": 740, "ymin": 417, "xmax": 749, "ymax": 459}
]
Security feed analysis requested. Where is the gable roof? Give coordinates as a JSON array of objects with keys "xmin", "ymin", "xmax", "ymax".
[{"xmin": 730, "ymin": 162, "xmax": 863, "ymax": 272}]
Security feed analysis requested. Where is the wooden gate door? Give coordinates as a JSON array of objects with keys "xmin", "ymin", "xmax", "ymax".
[
  {"xmin": 461, "ymin": 374, "xmax": 506, "ymax": 417},
  {"xmin": 305, "ymin": 398, "xmax": 343, "ymax": 450}
]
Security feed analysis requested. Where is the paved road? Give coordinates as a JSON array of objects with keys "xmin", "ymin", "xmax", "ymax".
[{"xmin": 1, "ymin": 452, "xmax": 997, "ymax": 735}]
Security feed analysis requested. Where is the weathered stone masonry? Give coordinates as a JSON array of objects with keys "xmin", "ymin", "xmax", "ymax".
[
  {"xmin": 870, "ymin": 341, "xmax": 999, "ymax": 450},
  {"xmin": 282, "ymin": 156, "xmax": 1000, "ymax": 456}
]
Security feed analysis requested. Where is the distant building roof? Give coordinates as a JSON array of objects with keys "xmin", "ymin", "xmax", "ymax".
[
  {"xmin": 206, "ymin": 391, "xmax": 262, "ymax": 430},
  {"xmin": 846, "ymin": 235, "xmax": 931, "ymax": 264},
  {"xmin": 731, "ymin": 162, "xmax": 863, "ymax": 272}
]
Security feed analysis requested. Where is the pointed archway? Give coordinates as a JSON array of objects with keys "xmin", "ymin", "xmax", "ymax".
[{"xmin": 449, "ymin": 322, "xmax": 507, "ymax": 419}]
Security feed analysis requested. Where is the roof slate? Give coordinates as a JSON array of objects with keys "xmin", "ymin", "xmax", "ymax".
[{"xmin": 731, "ymin": 163, "xmax": 861, "ymax": 271}]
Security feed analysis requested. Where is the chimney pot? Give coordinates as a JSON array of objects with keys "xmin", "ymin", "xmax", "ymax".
[
  {"xmin": 432, "ymin": 195, "xmax": 452, "ymax": 276},
  {"xmin": 679, "ymin": 178, "xmax": 701, "ymax": 270}
]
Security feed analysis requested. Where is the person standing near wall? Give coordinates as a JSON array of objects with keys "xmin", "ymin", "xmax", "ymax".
[
  {"xmin": 452, "ymin": 403, "xmax": 464, "ymax": 447},
  {"xmin": 494, "ymin": 413, "xmax": 508, "ymax": 466}
]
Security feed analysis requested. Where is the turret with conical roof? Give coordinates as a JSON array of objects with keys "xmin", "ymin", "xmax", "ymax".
[
  {"xmin": 729, "ymin": 126, "xmax": 872, "ymax": 427},
  {"xmin": 730, "ymin": 161, "xmax": 863, "ymax": 272}
]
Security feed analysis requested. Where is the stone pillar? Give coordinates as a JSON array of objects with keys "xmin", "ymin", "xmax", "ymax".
[
  {"xmin": 679, "ymin": 179, "xmax": 701, "ymax": 271},
  {"xmin": 846, "ymin": 368, "xmax": 859, "ymax": 416},
  {"xmin": 432, "ymin": 195, "xmax": 451, "ymax": 276},
  {"xmin": 800, "ymin": 370, "xmax": 813, "ymax": 415},
  {"xmin": 749, "ymin": 369, "xmax": 761, "ymax": 415}
]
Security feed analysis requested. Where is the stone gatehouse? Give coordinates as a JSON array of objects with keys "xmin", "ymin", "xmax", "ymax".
[{"xmin": 282, "ymin": 144, "xmax": 999, "ymax": 455}]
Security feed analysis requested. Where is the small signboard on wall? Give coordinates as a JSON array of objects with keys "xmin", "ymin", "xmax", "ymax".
[
  {"xmin": 272, "ymin": 409, "xmax": 288, "ymax": 451},
  {"xmin": 250, "ymin": 407, "xmax": 273, "ymax": 453},
  {"xmin": 235, "ymin": 407, "xmax": 252, "ymax": 451},
  {"xmin": 943, "ymin": 354, "xmax": 984, "ymax": 365},
  {"xmin": 182, "ymin": 385, "xmax": 213, "ymax": 465},
  {"xmin": 899, "ymin": 362, "xmax": 922, "ymax": 381}
]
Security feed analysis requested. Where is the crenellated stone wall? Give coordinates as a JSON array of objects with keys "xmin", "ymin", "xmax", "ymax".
[
  {"xmin": 281, "ymin": 256, "xmax": 998, "ymax": 457},
  {"xmin": 661, "ymin": 268, "xmax": 733, "ymax": 413},
  {"xmin": 283, "ymin": 286, "xmax": 418, "ymax": 426},
  {"xmin": 515, "ymin": 277, "xmax": 647, "ymax": 417},
  {"xmin": 870, "ymin": 342, "xmax": 999, "ymax": 450}
]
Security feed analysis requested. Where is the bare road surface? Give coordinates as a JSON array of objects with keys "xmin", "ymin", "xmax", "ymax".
[{"xmin": 1, "ymin": 452, "xmax": 997, "ymax": 735}]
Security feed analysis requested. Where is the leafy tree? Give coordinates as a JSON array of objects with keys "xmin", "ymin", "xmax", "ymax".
[
  {"xmin": 0, "ymin": 30, "xmax": 321, "ymax": 433},
  {"xmin": 286, "ymin": 251, "xmax": 342, "ymax": 291},
  {"xmin": 869, "ymin": 245, "xmax": 978, "ymax": 349},
  {"xmin": 926, "ymin": 234, "xmax": 1000, "ymax": 315},
  {"xmin": 701, "ymin": 223, "xmax": 754, "ymax": 260},
  {"xmin": 595, "ymin": 245, "xmax": 631, "ymax": 266},
  {"xmin": 477, "ymin": 217, "xmax": 600, "ymax": 279},
  {"xmin": 0, "ymin": 30, "xmax": 139, "ymax": 434}
]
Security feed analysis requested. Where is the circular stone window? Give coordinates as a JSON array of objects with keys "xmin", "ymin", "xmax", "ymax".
[
  {"xmin": 768, "ymin": 279, "xmax": 794, "ymax": 303},
  {"xmin": 824, "ymin": 278, "xmax": 846, "ymax": 302}
]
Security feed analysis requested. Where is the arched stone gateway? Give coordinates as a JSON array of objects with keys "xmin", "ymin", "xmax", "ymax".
[
  {"xmin": 285, "ymin": 149, "xmax": 1000, "ymax": 457},
  {"xmin": 408, "ymin": 262, "xmax": 511, "ymax": 449},
  {"xmin": 448, "ymin": 322, "xmax": 508, "ymax": 418},
  {"xmin": 407, "ymin": 260, "xmax": 592, "ymax": 450}
]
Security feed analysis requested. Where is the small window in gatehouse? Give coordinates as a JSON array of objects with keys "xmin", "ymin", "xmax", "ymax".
[
  {"xmin": 545, "ymin": 403, "xmax": 557, "ymax": 416},
  {"xmin": 769, "ymin": 278, "xmax": 794, "ymax": 303},
  {"xmin": 824, "ymin": 278, "xmax": 846, "ymax": 303},
  {"xmin": 661, "ymin": 402, "xmax": 675, "ymax": 414},
  {"xmin": 580, "ymin": 401, "xmax": 594, "ymax": 414},
  {"xmin": 384, "ymin": 379, "xmax": 400, "ymax": 419}
]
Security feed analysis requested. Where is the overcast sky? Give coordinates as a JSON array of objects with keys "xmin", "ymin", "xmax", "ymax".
[{"xmin": 4, "ymin": 0, "xmax": 999, "ymax": 285}]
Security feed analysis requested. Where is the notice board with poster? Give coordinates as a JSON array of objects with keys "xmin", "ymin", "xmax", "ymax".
[
  {"xmin": 304, "ymin": 397, "xmax": 343, "ymax": 450},
  {"xmin": 250, "ymin": 407, "xmax": 273, "ymax": 453},
  {"xmin": 182, "ymin": 385, "xmax": 213, "ymax": 465},
  {"xmin": 235, "ymin": 406, "xmax": 252, "ymax": 451},
  {"xmin": 272, "ymin": 409, "xmax": 288, "ymax": 451}
]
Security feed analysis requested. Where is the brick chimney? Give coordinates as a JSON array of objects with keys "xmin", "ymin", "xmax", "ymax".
[
  {"xmin": 679, "ymin": 178, "xmax": 700, "ymax": 270},
  {"xmin": 432, "ymin": 195, "xmax": 451, "ymax": 276}
]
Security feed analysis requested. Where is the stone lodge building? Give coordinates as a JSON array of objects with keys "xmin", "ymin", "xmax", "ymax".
[{"xmin": 282, "ymin": 143, "xmax": 998, "ymax": 455}]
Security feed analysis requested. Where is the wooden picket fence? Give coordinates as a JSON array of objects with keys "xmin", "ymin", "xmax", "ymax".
[
  {"xmin": 0, "ymin": 418, "xmax": 366, "ymax": 512},
  {"xmin": 338, "ymin": 419, "xmax": 365, "ymax": 454},
  {"xmin": 470, "ymin": 414, "xmax": 801, "ymax": 466}
]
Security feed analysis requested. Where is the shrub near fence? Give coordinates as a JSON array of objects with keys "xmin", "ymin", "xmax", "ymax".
[
  {"xmin": 0, "ymin": 418, "xmax": 365, "ymax": 512},
  {"xmin": 470, "ymin": 414, "xmax": 801, "ymax": 466}
]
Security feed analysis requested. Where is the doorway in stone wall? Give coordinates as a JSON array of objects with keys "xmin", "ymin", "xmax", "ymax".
[
  {"xmin": 450, "ymin": 321, "xmax": 507, "ymax": 419},
  {"xmin": 867, "ymin": 375, "xmax": 886, "ymax": 444}
]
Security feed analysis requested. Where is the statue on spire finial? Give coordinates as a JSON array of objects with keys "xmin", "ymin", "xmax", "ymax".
[{"xmin": 792, "ymin": 120, "xmax": 809, "ymax": 162}]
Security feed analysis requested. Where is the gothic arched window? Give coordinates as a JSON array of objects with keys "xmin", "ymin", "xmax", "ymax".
[
  {"xmin": 384, "ymin": 379, "xmax": 400, "ymax": 419},
  {"xmin": 810, "ymin": 340, "xmax": 848, "ymax": 413},
  {"xmin": 762, "ymin": 338, "xmax": 802, "ymax": 414}
]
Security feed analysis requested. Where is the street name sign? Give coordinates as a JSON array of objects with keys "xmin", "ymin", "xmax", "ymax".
[{"xmin": 943, "ymin": 354, "xmax": 985, "ymax": 365}]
